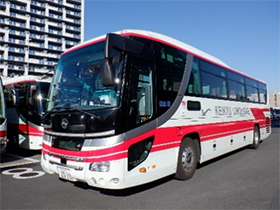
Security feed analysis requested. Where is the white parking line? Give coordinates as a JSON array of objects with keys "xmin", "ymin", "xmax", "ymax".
[{"xmin": 0, "ymin": 153, "xmax": 40, "ymax": 169}]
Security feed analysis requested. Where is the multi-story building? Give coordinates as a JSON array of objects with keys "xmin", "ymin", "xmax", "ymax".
[
  {"xmin": 0, "ymin": 0, "xmax": 84, "ymax": 77},
  {"xmin": 269, "ymin": 91, "xmax": 280, "ymax": 108}
]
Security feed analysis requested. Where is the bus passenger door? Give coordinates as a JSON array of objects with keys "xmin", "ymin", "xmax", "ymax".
[
  {"xmin": 126, "ymin": 57, "xmax": 154, "ymax": 130},
  {"xmin": 125, "ymin": 57, "xmax": 159, "ymax": 186}
]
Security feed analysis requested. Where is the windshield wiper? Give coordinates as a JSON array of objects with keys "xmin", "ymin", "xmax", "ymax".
[
  {"xmin": 44, "ymin": 105, "xmax": 100, "ymax": 120},
  {"xmin": 66, "ymin": 106, "xmax": 101, "ymax": 120}
]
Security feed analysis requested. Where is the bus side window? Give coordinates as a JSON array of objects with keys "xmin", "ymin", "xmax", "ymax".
[
  {"xmin": 201, "ymin": 71, "xmax": 216, "ymax": 96},
  {"xmin": 246, "ymin": 85, "xmax": 259, "ymax": 102},
  {"xmin": 128, "ymin": 59, "xmax": 154, "ymax": 129},
  {"xmin": 186, "ymin": 58, "xmax": 201, "ymax": 95}
]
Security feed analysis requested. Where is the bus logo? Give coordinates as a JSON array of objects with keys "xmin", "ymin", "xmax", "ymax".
[
  {"xmin": 201, "ymin": 108, "xmax": 211, "ymax": 116},
  {"xmin": 61, "ymin": 118, "xmax": 69, "ymax": 129}
]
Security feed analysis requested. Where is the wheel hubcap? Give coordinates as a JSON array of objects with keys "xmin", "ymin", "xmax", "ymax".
[{"xmin": 182, "ymin": 146, "xmax": 194, "ymax": 171}]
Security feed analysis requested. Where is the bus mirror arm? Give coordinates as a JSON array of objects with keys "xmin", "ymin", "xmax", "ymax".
[{"xmin": 103, "ymin": 33, "xmax": 144, "ymax": 86}]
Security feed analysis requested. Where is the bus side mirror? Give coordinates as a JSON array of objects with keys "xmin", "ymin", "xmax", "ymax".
[
  {"xmin": 29, "ymin": 84, "xmax": 37, "ymax": 106},
  {"xmin": 12, "ymin": 89, "xmax": 19, "ymax": 107},
  {"xmin": 103, "ymin": 33, "xmax": 144, "ymax": 86}
]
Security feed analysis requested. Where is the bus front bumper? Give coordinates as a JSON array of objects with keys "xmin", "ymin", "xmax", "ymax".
[{"xmin": 41, "ymin": 153, "xmax": 126, "ymax": 189}]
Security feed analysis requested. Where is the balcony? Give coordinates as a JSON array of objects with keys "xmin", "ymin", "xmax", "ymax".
[
  {"xmin": 48, "ymin": 13, "xmax": 62, "ymax": 20},
  {"xmin": 64, "ymin": 17, "xmax": 81, "ymax": 25},
  {"xmin": 67, "ymin": 0, "xmax": 81, "ymax": 4},
  {"xmin": 30, "ymin": 9, "xmax": 45, "ymax": 16},
  {"xmin": 65, "ymin": 2, "xmax": 81, "ymax": 10},
  {"xmin": 31, "ymin": 0, "xmax": 45, "ymax": 8},
  {"xmin": 48, "ymin": 37, "xmax": 62, "ymax": 43},
  {"xmin": 48, "ymin": 29, "xmax": 62, "ymax": 35},
  {"xmin": 29, "ymin": 33, "xmax": 45, "ymax": 40},
  {"xmin": 9, "ymin": 39, "xmax": 25, "ymax": 45},
  {"xmin": 9, "ymin": 12, "xmax": 28, "ymax": 20},
  {"xmin": 8, "ymin": 56, "xmax": 24, "ymax": 62},
  {"xmin": 48, "ymin": 5, "xmax": 63, "ymax": 13},
  {"xmin": 48, "ymin": 21, "xmax": 62, "ymax": 28},
  {"xmin": 8, "ymin": 47, "xmax": 25, "ymax": 54},
  {"xmin": 9, "ymin": 22, "xmax": 26, "ymax": 29},
  {"xmin": 29, "ymin": 58, "xmax": 44, "ymax": 65},
  {"xmin": 66, "ymin": 10, "xmax": 81, "ymax": 17},
  {"xmin": 9, "ymin": 30, "xmax": 26, "ymax": 37},
  {"xmin": 48, "ymin": 45, "xmax": 62, "ymax": 51},
  {"xmin": 30, "ymin": 17, "xmax": 45, "ymax": 25},
  {"xmin": 65, "ymin": 25, "xmax": 80, "ymax": 32},
  {"xmin": 10, "ymin": 3, "xmax": 26, "ymax": 11}
]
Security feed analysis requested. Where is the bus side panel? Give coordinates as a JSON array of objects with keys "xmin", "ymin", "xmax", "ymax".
[
  {"xmin": 160, "ymin": 96, "xmax": 270, "ymax": 164},
  {"xmin": 7, "ymin": 107, "xmax": 44, "ymax": 150}
]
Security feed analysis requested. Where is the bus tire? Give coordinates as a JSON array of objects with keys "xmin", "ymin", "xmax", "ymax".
[
  {"xmin": 250, "ymin": 125, "xmax": 260, "ymax": 149},
  {"xmin": 175, "ymin": 137, "xmax": 199, "ymax": 180}
]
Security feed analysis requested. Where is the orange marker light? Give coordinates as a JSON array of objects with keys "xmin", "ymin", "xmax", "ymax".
[{"xmin": 139, "ymin": 167, "xmax": 147, "ymax": 173}]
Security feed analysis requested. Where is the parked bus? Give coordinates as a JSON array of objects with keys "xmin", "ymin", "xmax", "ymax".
[
  {"xmin": 0, "ymin": 77, "xmax": 7, "ymax": 153},
  {"xmin": 41, "ymin": 30, "xmax": 271, "ymax": 189},
  {"xmin": 273, "ymin": 107, "xmax": 280, "ymax": 120},
  {"xmin": 3, "ymin": 75, "xmax": 51, "ymax": 150}
]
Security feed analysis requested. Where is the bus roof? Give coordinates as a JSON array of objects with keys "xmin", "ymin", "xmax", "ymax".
[
  {"xmin": 63, "ymin": 29, "xmax": 266, "ymax": 84},
  {"xmin": 1, "ymin": 75, "xmax": 52, "ymax": 86}
]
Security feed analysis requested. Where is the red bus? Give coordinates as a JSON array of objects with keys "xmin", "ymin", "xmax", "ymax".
[
  {"xmin": 0, "ymin": 77, "xmax": 7, "ymax": 153},
  {"xmin": 41, "ymin": 30, "xmax": 271, "ymax": 189},
  {"xmin": 3, "ymin": 75, "xmax": 51, "ymax": 150}
]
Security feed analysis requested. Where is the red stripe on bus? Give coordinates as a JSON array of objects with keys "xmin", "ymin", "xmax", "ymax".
[
  {"xmin": 8, "ymin": 124, "xmax": 44, "ymax": 137},
  {"xmin": 3, "ymin": 79, "xmax": 37, "ymax": 86},
  {"xmin": 250, "ymin": 108, "xmax": 268, "ymax": 120},
  {"xmin": 42, "ymin": 116, "xmax": 269, "ymax": 162}
]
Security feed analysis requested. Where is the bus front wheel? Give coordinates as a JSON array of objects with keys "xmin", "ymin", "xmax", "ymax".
[{"xmin": 175, "ymin": 137, "xmax": 199, "ymax": 180}]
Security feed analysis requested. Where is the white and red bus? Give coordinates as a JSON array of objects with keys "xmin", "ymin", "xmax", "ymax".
[
  {"xmin": 3, "ymin": 75, "xmax": 51, "ymax": 150},
  {"xmin": 0, "ymin": 77, "xmax": 7, "ymax": 153},
  {"xmin": 41, "ymin": 30, "xmax": 271, "ymax": 189}
]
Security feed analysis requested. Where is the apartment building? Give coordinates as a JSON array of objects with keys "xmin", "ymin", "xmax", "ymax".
[
  {"xmin": 0, "ymin": 0, "xmax": 84, "ymax": 77},
  {"xmin": 269, "ymin": 91, "xmax": 280, "ymax": 108}
]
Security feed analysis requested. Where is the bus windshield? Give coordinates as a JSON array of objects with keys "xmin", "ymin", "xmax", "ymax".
[
  {"xmin": 38, "ymin": 82, "xmax": 50, "ymax": 115},
  {"xmin": 46, "ymin": 41, "xmax": 123, "ymax": 111}
]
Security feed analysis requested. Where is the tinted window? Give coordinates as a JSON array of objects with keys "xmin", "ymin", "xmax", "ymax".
[
  {"xmin": 259, "ymin": 88, "xmax": 267, "ymax": 104},
  {"xmin": 258, "ymin": 82, "xmax": 266, "ymax": 90},
  {"xmin": 246, "ymin": 85, "xmax": 259, "ymax": 102},
  {"xmin": 228, "ymin": 80, "xmax": 246, "ymax": 100},
  {"xmin": 228, "ymin": 71, "xmax": 245, "ymax": 83},
  {"xmin": 186, "ymin": 57, "xmax": 201, "ymax": 95},
  {"xmin": 155, "ymin": 42, "xmax": 186, "ymax": 94},
  {"xmin": 155, "ymin": 42, "xmax": 187, "ymax": 116},
  {"xmin": 200, "ymin": 60, "xmax": 226, "ymax": 77},
  {"xmin": 245, "ymin": 78, "xmax": 257, "ymax": 87},
  {"xmin": 201, "ymin": 71, "xmax": 227, "ymax": 98}
]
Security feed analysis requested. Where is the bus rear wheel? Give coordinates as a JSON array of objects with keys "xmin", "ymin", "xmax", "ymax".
[
  {"xmin": 175, "ymin": 137, "xmax": 199, "ymax": 180},
  {"xmin": 250, "ymin": 125, "xmax": 260, "ymax": 149}
]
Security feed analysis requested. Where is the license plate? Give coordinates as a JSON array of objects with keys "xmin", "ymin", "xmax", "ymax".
[{"xmin": 57, "ymin": 166, "xmax": 76, "ymax": 182}]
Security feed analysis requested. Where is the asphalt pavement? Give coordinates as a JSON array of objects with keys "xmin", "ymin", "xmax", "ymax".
[{"xmin": 1, "ymin": 128, "xmax": 279, "ymax": 209}]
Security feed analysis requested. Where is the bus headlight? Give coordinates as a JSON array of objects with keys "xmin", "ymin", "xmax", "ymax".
[{"xmin": 89, "ymin": 162, "xmax": 110, "ymax": 172}]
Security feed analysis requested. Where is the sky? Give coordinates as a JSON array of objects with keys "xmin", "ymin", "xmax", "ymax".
[{"xmin": 84, "ymin": 0, "xmax": 280, "ymax": 93}]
